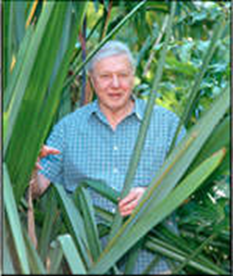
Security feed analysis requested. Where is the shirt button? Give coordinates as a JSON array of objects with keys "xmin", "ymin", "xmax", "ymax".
[
  {"xmin": 113, "ymin": 167, "xmax": 118, "ymax": 174},
  {"xmin": 113, "ymin": 145, "xmax": 118, "ymax": 151},
  {"xmin": 111, "ymin": 207, "xmax": 116, "ymax": 213}
]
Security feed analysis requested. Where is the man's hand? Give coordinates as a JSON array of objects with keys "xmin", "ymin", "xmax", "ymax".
[
  {"xmin": 36, "ymin": 145, "xmax": 60, "ymax": 170},
  {"xmin": 30, "ymin": 145, "xmax": 60, "ymax": 199},
  {"xmin": 118, "ymin": 187, "xmax": 146, "ymax": 217}
]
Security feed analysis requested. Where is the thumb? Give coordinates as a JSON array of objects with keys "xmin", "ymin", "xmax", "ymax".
[{"xmin": 40, "ymin": 145, "xmax": 60, "ymax": 158}]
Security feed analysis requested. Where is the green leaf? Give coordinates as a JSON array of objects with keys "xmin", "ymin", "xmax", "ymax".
[
  {"xmin": 3, "ymin": 0, "xmax": 13, "ymax": 90},
  {"xmin": 3, "ymin": 163, "xmax": 30, "ymax": 274},
  {"xmin": 47, "ymin": 240, "xmax": 63, "ymax": 274},
  {"xmin": 147, "ymin": 225, "xmax": 226, "ymax": 274},
  {"xmin": 23, "ymin": 229, "xmax": 47, "ymax": 274},
  {"xmin": 188, "ymin": 115, "xmax": 230, "ymax": 175},
  {"xmin": 93, "ymin": 206, "xmax": 225, "ymax": 274},
  {"xmin": 77, "ymin": 187, "xmax": 102, "ymax": 262},
  {"xmin": 172, "ymin": 218, "xmax": 228, "ymax": 274},
  {"xmin": 5, "ymin": 1, "xmax": 88, "ymax": 204},
  {"xmin": 13, "ymin": 1, "xmax": 26, "ymax": 47},
  {"xmin": 57, "ymin": 234, "xmax": 87, "ymax": 274},
  {"xmin": 81, "ymin": 179, "xmax": 120, "ymax": 204},
  {"xmin": 165, "ymin": 55, "xmax": 198, "ymax": 76},
  {"xmin": 169, "ymin": 14, "xmax": 227, "ymax": 153},
  {"xmin": 38, "ymin": 188, "xmax": 58, "ymax": 262},
  {"xmin": 3, "ymin": 25, "xmax": 34, "ymax": 113},
  {"xmin": 145, "ymin": 85, "xmax": 229, "ymax": 213},
  {"xmin": 145, "ymin": 235, "xmax": 226, "ymax": 275},
  {"xmin": 89, "ymin": 148, "xmax": 225, "ymax": 274},
  {"xmin": 55, "ymin": 184, "xmax": 92, "ymax": 268},
  {"xmin": 95, "ymin": 206, "xmax": 114, "ymax": 226},
  {"xmin": 3, "ymin": 218, "xmax": 16, "ymax": 274},
  {"xmin": 109, "ymin": 0, "xmax": 177, "ymax": 242},
  {"xmin": 4, "ymin": 2, "xmax": 59, "ymax": 153},
  {"xmin": 146, "ymin": 1, "xmax": 169, "ymax": 12}
]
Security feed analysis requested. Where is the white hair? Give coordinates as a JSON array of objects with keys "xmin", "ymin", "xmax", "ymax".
[{"xmin": 87, "ymin": 40, "xmax": 135, "ymax": 73}]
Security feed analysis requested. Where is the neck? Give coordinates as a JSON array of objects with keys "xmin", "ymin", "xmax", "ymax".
[{"xmin": 99, "ymin": 99, "xmax": 134, "ymax": 130}]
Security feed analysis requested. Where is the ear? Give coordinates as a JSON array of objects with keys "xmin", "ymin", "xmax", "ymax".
[
  {"xmin": 88, "ymin": 72, "xmax": 94, "ymax": 85},
  {"xmin": 88, "ymin": 73, "xmax": 96, "ymax": 92}
]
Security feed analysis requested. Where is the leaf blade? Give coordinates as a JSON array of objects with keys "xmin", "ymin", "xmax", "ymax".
[{"xmin": 89, "ymin": 148, "xmax": 226, "ymax": 274}]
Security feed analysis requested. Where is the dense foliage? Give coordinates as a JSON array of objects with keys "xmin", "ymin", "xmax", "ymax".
[{"xmin": 3, "ymin": 1, "xmax": 231, "ymax": 274}]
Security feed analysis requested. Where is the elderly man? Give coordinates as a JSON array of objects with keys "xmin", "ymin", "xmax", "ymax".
[{"xmin": 32, "ymin": 40, "xmax": 185, "ymax": 274}]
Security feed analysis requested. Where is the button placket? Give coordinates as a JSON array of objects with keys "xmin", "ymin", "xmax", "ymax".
[
  {"xmin": 113, "ymin": 145, "xmax": 118, "ymax": 151},
  {"xmin": 113, "ymin": 167, "xmax": 118, "ymax": 174}
]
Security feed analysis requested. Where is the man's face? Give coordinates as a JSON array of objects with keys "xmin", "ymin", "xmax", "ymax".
[{"xmin": 90, "ymin": 54, "xmax": 135, "ymax": 113}]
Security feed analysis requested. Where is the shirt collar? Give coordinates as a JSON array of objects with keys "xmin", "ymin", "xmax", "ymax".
[
  {"xmin": 132, "ymin": 95, "xmax": 144, "ymax": 121},
  {"xmin": 88, "ymin": 95, "xmax": 144, "ymax": 122},
  {"xmin": 90, "ymin": 100, "xmax": 108, "ymax": 124}
]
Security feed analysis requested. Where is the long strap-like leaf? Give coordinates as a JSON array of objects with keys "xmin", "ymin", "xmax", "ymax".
[
  {"xmin": 92, "ymin": 205, "xmax": 226, "ymax": 275},
  {"xmin": 23, "ymin": 229, "xmax": 47, "ymax": 274},
  {"xmin": 4, "ymin": 163, "xmax": 30, "ymax": 274},
  {"xmin": 55, "ymin": 184, "xmax": 92, "ymax": 269},
  {"xmin": 57, "ymin": 234, "xmax": 87, "ymax": 274},
  {"xmin": 108, "ymin": 0, "xmax": 177, "ymax": 242},
  {"xmin": 78, "ymin": 187, "xmax": 102, "ymax": 262},
  {"xmin": 4, "ymin": 2, "xmax": 56, "ymax": 154},
  {"xmin": 5, "ymin": 2, "xmax": 88, "ymax": 204},
  {"xmin": 89, "ymin": 148, "xmax": 226, "ymax": 274},
  {"xmin": 145, "ymin": 235, "xmax": 226, "ymax": 275},
  {"xmin": 172, "ymin": 218, "xmax": 227, "ymax": 274},
  {"xmin": 168, "ymin": 14, "xmax": 227, "ymax": 154}
]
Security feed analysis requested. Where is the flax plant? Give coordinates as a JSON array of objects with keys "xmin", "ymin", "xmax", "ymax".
[
  {"xmin": 109, "ymin": 0, "xmax": 177, "ymax": 241},
  {"xmin": 168, "ymin": 14, "xmax": 228, "ymax": 154},
  {"xmin": 3, "ymin": 1, "xmax": 230, "ymax": 274},
  {"xmin": 4, "ymin": 1, "xmax": 88, "ymax": 202},
  {"xmin": 88, "ymin": 85, "xmax": 229, "ymax": 274}
]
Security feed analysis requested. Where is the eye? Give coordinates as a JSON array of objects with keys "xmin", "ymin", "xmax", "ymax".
[
  {"xmin": 119, "ymin": 72, "xmax": 129, "ymax": 78},
  {"xmin": 100, "ymin": 74, "xmax": 110, "ymax": 79}
]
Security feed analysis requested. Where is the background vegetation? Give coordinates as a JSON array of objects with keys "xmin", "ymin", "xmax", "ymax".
[{"xmin": 3, "ymin": 1, "xmax": 231, "ymax": 274}]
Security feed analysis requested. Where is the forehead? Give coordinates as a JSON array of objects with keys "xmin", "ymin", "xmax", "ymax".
[{"xmin": 92, "ymin": 54, "xmax": 133, "ymax": 74}]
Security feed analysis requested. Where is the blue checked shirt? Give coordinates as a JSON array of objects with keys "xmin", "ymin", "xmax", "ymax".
[{"xmin": 40, "ymin": 97, "xmax": 185, "ymax": 274}]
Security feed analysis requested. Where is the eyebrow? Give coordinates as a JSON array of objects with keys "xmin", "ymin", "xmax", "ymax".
[{"xmin": 98, "ymin": 69, "xmax": 132, "ymax": 75}]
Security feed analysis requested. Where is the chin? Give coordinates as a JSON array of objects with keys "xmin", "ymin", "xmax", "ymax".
[{"xmin": 110, "ymin": 105, "xmax": 122, "ymax": 112}]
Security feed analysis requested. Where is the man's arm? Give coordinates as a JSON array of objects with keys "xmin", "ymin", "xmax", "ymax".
[
  {"xmin": 30, "ymin": 170, "xmax": 51, "ymax": 199},
  {"xmin": 30, "ymin": 145, "xmax": 60, "ymax": 199}
]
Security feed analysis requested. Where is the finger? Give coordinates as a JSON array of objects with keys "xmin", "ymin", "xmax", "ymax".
[
  {"xmin": 40, "ymin": 145, "xmax": 60, "ymax": 158},
  {"xmin": 119, "ymin": 187, "xmax": 145, "ymax": 208},
  {"xmin": 120, "ymin": 203, "xmax": 139, "ymax": 217},
  {"xmin": 36, "ymin": 162, "xmax": 43, "ymax": 170},
  {"xmin": 118, "ymin": 192, "xmax": 138, "ymax": 209},
  {"xmin": 35, "ymin": 157, "xmax": 43, "ymax": 170},
  {"xmin": 120, "ymin": 210, "xmax": 131, "ymax": 217},
  {"xmin": 119, "ymin": 198, "xmax": 139, "ymax": 216}
]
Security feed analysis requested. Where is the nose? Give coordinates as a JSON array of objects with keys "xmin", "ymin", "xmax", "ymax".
[{"xmin": 111, "ymin": 74, "xmax": 120, "ymax": 88}]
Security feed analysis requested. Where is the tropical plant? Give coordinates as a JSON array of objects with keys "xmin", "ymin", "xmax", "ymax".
[{"xmin": 3, "ymin": 0, "xmax": 231, "ymax": 274}]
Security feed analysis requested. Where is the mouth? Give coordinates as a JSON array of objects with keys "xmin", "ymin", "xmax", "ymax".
[{"xmin": 108, "ymin": 93, "xmax": 122, "ymax": 100}]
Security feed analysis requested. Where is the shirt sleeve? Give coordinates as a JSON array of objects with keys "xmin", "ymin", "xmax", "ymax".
[{"xmin": 39, "ymin": 120, "xmax": 65, "ymax": 185}]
